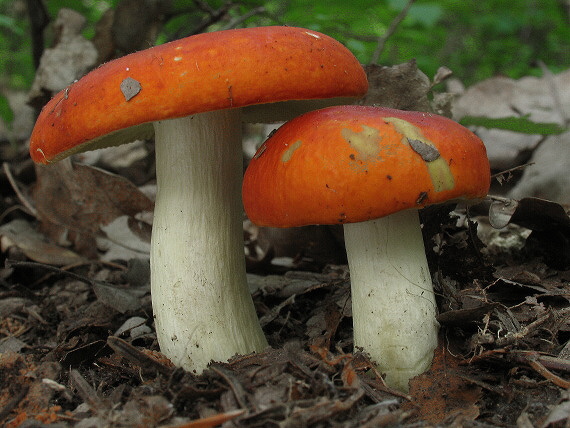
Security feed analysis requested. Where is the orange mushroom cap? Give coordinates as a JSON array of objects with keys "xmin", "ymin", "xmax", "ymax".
[
  {"xmin": 243, "ymin": 105, "xmax": 491, "ymax": 227},
  {"xmin": 29, "ymin": 26, "xmax": 368, "ymax": 164}
]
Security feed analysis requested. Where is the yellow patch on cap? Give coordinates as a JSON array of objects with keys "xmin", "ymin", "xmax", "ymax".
[
  {"xmin": 281, "ymin": 140, "xmax": 302, "ymax": 163},
  {"xmin": 341, "ymin": 125, "xmax": 382, "ymax": 160},
  {"xmin": 384, "ymin": 117, "xmax": 455, "ymax": 192}
]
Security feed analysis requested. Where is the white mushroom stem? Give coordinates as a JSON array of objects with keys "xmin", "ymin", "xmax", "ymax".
[
  {"xmin": 343, "ymin": 209, "xmax": 439, "ymax": 391},
  {"xmin": 151, "ymin": 110, "xmax": 267, "ymax": 372}
]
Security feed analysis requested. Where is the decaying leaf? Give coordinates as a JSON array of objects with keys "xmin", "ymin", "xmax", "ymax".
[
  {"xmin": 0, "ymin": 219, "xmax": 83, "ymax": 266},
  {"xmin": 508, "ymin": 131, "xmax": 570, "ymax": 205},
  {"xmin": 362, "ymin": 60, "xmax": 432, "ymax": 112},
  {"xmin": 488, "ymin": 197, "xmax": 570, "ymax": 269},
  {"xmin": 32, "ymin": 160, "xmax": 153, "ymax": 260},
  {"xmin": 98, "ymin": 215, "xmax": 151, "ymax": 261},
  {"xmin": 92, "ymin": 282, "xmax": 142, "ymax": 313},
  {"xmin": 453, "ymin": 69, "xmax": 570, "ymax": 170},
  {"xmin": 540, "ymin": 397, "xmax": 570, "ymax": 427},
  {"xmin": 28, "ymin": 8, "xmax": 98, "ymax": 106},
  {"xmin": 490, "ymin": 197, "xmax": 570, "ymax": 232}
]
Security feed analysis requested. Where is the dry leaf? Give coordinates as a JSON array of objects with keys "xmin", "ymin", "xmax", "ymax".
[
  {"xmin": 32, "ymin": 160, "xmax": 153, "ymax": 259},
  {"xmin": 509, "ymin": 131, "xmax": 570, "ymax": 205},
  {"xmin": 28, "ymin": 8, "xmax": 98, "ymax": 105},
  {"xmin": 98, "ymin": 215, "xmax": 152, "ymax": 261},
  {"xmin": 362, "ymin": 61, "xmax": 432, "ymax": 112},
  {"xmin": 453, "ymin": 69, "xmax": 570, "ymax": 170},
  {"xmin": 0, "ymin": 219, "xmax": 83, "ymax": 266}
]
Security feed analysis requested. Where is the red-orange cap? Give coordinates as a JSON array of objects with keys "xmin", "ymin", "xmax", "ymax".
[
  {"xmin": 243, "ymin": 105, "xmax": 490, "ymax": 227},
  {"xmin": 30, "ymin": 26, "xmax": 368, "ymax": 164}
]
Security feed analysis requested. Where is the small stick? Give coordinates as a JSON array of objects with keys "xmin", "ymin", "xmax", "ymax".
[
  {"xmin": 209, "ymin": 364, "xmax": 248, "ymax": 409},
  {"xmin": 527, "ymin": 358, "xmax": 570, "ymax": 389},
  {"xmin": 107, "ymin": 336, "xmax": 174, "ymax": 378},
  {"xmin": 2, "ymin": 162, "xmax": 37, "ymax": 217},
  {"xmin": 510, "ymin": 351, "xmax": 570, "ymax": 388},
  {"xmin": 370, "ymin": 0, "xmax": 416, "ymax": 64},
  {"xmin": 70, "ymin": 369, "xmax": 108, "ymax": 412},
  {"xmin": 174, "ymin": 409, "xmax": 246, "ymax": 428}
]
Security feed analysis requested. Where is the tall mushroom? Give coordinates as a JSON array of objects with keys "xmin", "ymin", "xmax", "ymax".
[
  {"xmin": 29, "ymin": 27, "xmax": 368, "ymax": 373},
  {"xmin": 243, "ymin": 105, "xmax": 490, "ymax": 390}
]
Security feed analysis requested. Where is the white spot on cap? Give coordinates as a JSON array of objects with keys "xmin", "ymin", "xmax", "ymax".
[
  {"xmin": 305, "ymin": 31, "xmax": 321, "ymax": 39},
  {"xmin": 126, "ymin": 67, "xmax": 130, "ymax": 71},
  {"xmin": 174, "ymin": 56, "xmax": 182, "ymax": 61},
  {"xmin": 36, "ymin": 148, "xmax": 49, "ymax": 163}
]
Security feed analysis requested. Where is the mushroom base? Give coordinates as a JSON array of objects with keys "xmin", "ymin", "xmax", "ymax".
[
  {"xmin": 151, "ymin": 110, "xmax": 267, "ymax": 372},
  {"xmin": 344, "ymin": 210, "xmax": 439, "ymax": 391}
]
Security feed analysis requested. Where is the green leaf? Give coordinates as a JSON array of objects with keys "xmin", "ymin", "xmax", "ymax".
[
  {"xmin": 459, "ymin": 115, "xmax": 567, "ymax": 135},
  {"xmin": 0, "ymin": 95, "xmax": 14, "ymax": 127},
  {"xmin": 0, "ymin": 14, "xmax": 23, "ymax": 35}
]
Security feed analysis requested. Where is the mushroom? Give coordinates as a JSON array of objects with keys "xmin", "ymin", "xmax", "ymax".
[
  {"xmin": 242, "ymin": 105, "xmax": 490, "ymax": 390},
  {"xmin": 29, "ymin": 27, "xmax": 368, "ymax": 373}
]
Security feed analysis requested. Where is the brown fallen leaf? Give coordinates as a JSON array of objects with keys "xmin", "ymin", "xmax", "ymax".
[
  {"xmin": 362, "ymin": 61, "xmax": 432, "ymax": 112},
  {"xmin": 0, "ymin": 219, "xmax": 83, "ymax": 266},
  {"xmin": 32, "ymin": 160, "xmax": 153, "ymax": 259}
]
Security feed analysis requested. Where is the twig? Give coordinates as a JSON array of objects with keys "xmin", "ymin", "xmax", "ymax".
[
  {"xmin": 70, "ymin": 369, "xmax": 109, "ymax": 412},
  {"xmin": 107, "ymin": 336, "xmax": 174, "ymax": 378},
  {"xmin": 6, "ymin": 260, "xmax": 97, "ymax": 286},
  {"xmin": 490, "ymin": 162, "xmax": 535, "ymax": 182},
  {"xmin": 527, "ymin": 358, "xmax": 570, "ymax": 389},
  {"xmin": 174, "ymin": 409, "xmax": 246, "ymax": 428},
  {"xmin": 511, "ymin": 351, "xmax": 570, "ymax": 375},
  {"xmin": 370, "ymin": 0, "xmax": 417, "ymax": 64},
  {"xmin": 25, "ymin": 0, "xmax": 49, "ymax": 69},
  {"xmin": 510, "ymin": 351, "xmax": 570, "ymax": 389},
  {"xmin": 3, "ymin": 163, "xmax": 37, "ymax": 217},
  {"xmin": 209, "ymin": 364, "xmax": 248, "ymax": 409},
  {"xmin": 221, "ymin": 6, "xmax": 267, "ymax": 30},
  {"xmin": 188, "ymin": 0, "xmax": 232, "ymax": 35},
  {"xmin": 491, "ymin": 311, "xmax": 550, "ymax": 348}
]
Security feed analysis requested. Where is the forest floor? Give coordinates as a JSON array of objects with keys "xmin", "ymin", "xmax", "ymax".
[
  {"xmin": 1, "ymin": 16, "xmax": 569, "ymax": 423},
  {"xmin": 1, "ymin": 160, "xmax": 570, "ymax": 428}
]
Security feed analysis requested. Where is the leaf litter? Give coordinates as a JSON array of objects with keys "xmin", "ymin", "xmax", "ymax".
[
  {"xmin": 2, "ymin": 151, "xmax": 570, "ymax": 427},
  {"xmin": 1, "ymin": 16, "xmax": 570, "ymax": 425}
]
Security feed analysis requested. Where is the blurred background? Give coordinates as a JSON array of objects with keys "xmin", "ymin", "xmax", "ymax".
[{"xmin": 1, "ymin": 0, "xmax": 569, "ymax": 98}]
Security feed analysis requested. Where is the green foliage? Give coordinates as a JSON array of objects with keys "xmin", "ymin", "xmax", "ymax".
[
  {"xmin": 0, "ymin": 94, "xmax": 14, "ymax": 127},
  {"xmin": 459, "ymin": 115, "xmax": 568, "ymax": 135},
  {"xmin": 253, "ymin": 0, "xmax": 569, "ymax": 83},
  {"xmin": 0, "ymin": 1, "xmax": 34, "ymax": 89},
  {"xmin": 44, "ymin": 0, "xmax": 120, "ymax": 39},
  {"xmin": 0, "ymin": 0, "xmax": 568, "ymax": 93}
]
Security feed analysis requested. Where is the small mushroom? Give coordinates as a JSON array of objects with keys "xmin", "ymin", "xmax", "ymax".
[
  {"xmin": 242, "ymin": 105, "xmax": 490, "ymax": 391},
  {"xmin": 29, "ymin": 27, "xmax": 368, "ymax": 373}
]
